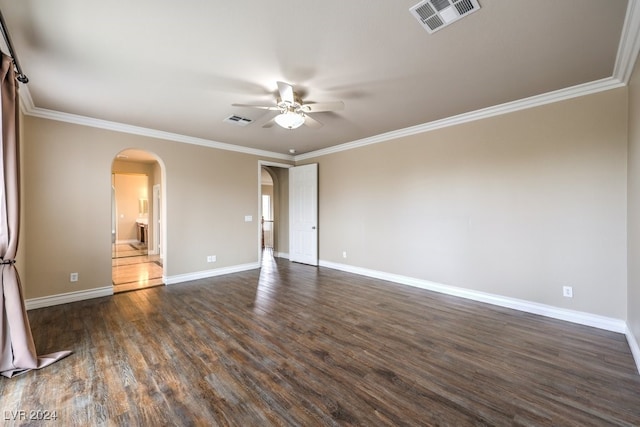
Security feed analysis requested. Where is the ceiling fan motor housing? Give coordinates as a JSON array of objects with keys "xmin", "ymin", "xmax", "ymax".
[{"xmin": 232, "ymin": 81, "xmax": 343, "ymax": 130}]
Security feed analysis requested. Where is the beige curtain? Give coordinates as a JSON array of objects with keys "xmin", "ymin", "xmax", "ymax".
[{"xmin": 0, "ymin": 52, "xmax": 70, "ymax": 378}]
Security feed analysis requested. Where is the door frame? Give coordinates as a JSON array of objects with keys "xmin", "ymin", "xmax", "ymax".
[
  {"xmin": 112, "ymin": 149, "xmax": 168, "ymax": 284},
  {"xmin": 152, "ymin": 184, "xmax": 161, "ymax": 257}
]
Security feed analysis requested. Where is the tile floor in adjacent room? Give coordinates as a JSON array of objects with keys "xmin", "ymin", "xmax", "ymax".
[{"xmin": 112, "ymin": 243, "xmax": 163, "ymax": 293}]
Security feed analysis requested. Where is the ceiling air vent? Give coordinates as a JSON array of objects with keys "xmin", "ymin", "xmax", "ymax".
[
  {"xmin": 410, "ymin": 0, "xmax": 480, "ymax": 34},
  {"xmin": 224, "ymin": 115, "xmax": 253, "ymax": 127}
]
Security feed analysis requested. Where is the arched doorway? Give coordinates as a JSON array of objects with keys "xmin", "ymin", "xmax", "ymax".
[
  {"xmin": 261, "ymin": 167, "xmax": 276, "ymax": 253},
  {"xmin": 259, "ymin": 161, "xmax": 292, "ymax": 263},
  {"xmin": 111, "ymin": 149, "xmax": 166, "ymax": 293}
]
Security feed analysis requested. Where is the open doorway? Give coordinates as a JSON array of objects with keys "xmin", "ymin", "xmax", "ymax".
[
  {"xmin": 112, "ymin": 149, "xmax": 166, "ymax": 293},
  {"xmin": 259, "ymin": 161, "xmax": 292, "ymax": 264},
  {"xmin": 261, "ymin": 168, "xmax": 275, "ymax": 252}
]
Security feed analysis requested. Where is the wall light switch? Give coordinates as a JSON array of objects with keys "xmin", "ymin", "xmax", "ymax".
[{"xmin": 245, "ymin": 215, "xmax": 253, "ymax": 222}]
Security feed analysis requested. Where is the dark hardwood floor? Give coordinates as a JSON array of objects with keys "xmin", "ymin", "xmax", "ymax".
[{"xmin": 2, "ymin": 254, "xmax": 640, "ymax": 426}]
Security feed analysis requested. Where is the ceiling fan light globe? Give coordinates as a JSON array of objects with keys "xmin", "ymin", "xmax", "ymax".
[{"xmin": 274, "ymin": 111, "xmax": 305, "ymax": 130}]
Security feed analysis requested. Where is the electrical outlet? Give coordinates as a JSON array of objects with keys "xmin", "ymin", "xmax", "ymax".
[
  {"xmin": 70, "ymin": 272, "xmax": 79, "ymax": 282},
  {"xmin": 563, "ymin": 286, "xmax": 573, "ymax": 298},
  {"xmin": 207, "ymin": 255, "xmax": 217, "ymax": 263},
  {"xmin": 342, "ymin": 251, "xmax": 347, "ymax": 258}
]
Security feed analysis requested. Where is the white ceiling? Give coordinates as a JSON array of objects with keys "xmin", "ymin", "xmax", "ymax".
[{"xmin": 0, "ymin": 1, "xmax": 635, "ymax": 156}]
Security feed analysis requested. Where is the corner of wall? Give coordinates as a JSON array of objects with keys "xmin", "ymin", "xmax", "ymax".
[{"xmin": 626, "ymin": 326, "xmax": 640, "ymax": 374}]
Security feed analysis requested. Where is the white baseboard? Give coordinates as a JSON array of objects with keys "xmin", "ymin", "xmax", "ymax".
[
  {"xmin": 164, "ymin": 262, "xmax": 260, "ymax": 285},
  {"xmin": 321, "ymin": 260, "xmax": 639, "ymax": 374},
  {"xmin": 626, "ymin": 327, "xmax": 640, "ymax": 375},
  {"xmin": 274, "ymin": 252, "xmax": 289, "ymax": 259},
  {"xmin": 116, "ymin": 239, "xmax": 139, "ymax": 244},
  {"xmin": 319, "ymin": 260, "xmax": 627, "ymax": 334},
  {"xmin": 25, "ymin": 286, "xmax": 114, "ymax": 310},
  {"xmin": 23, "ymin": 259, "xmax": 640, "ymax": 374},
  {"xmin": 24, "ymin": 262, "xmax": 260, "ymax": 309}
]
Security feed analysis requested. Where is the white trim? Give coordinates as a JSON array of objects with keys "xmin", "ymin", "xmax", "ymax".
[
  {"xmin": 25, "ymin": 286, "xmax": 114, "ymax": 310},
  {"xmin": 116, "ymin": 239, "xmax": 140, "ymax": 244},
  {"xmin": 614, "ymin": 0, "xmax": 640, "ymax": 83},
  {"xmin": 295, "ymin": 0, "xmax": 640, "ymax": 162},
  {"xmin": 16, "ymin": 1, "xmax": 640, "ymax": 164},
  {"xmin": 259, "ymin": 161, "xmax": 293, "ymax": 168},
  {"xmin": 295, "ymin": 78, "xmax": 625, "ymax": 161},
  {"xmin": 18, "ymin": 84, "xmax": 35, "ymax": 114},
  {"xmin": 164, "ymin": 262, "xmax": 260, "ymax": 285},
  {"xmin": 21, "ymin": 101, "xmax": 293, "ymax": 161},
  {"xmin": 23, "ymin": 262, "xmax": 260, "ymax": 309},
  {"xmin": 319, "ymin": 260, "xmax": 627, "ymax": 334},
  {"xmin": 626, "ymin": 327, "xmax": 640, "ymax": 375},
  {"xmin": 20, "ymin": 77, "xmax": 625, "ymax": 165},
  {"xmin": 151, "ymin": 183, "xmax": 161, "ymax": 256}
]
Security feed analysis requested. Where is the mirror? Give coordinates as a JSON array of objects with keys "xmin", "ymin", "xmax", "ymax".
[{"xmin": 139, "ymin": 199, "xmax": 148, "ymax": 215}]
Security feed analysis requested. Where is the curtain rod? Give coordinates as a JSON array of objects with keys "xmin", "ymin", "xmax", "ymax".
[{"xmin": 0, "ymin": 9, "xmax": 28, "ymax": 84}]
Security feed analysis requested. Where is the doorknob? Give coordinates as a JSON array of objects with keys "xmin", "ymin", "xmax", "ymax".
[{"xmin": 312, "ymin": 226, "xmax": 316, "ymax": 230}]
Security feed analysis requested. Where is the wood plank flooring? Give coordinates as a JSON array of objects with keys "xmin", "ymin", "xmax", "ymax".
[{"xmin": 2, "ymin": 255, "xmax": 640, "ymax": 426}]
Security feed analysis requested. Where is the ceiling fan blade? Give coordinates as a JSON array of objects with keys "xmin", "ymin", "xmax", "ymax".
[
  {"xmin": 232, "ymin": 103, "xmax": 279, "ymax": 110},
  {"xmin": 262, "ymin": 117, "xmax": 277, "ymax": 128},
  {"xmin": 300, "ymin": 101, "xmax": 345, "ymax": 113},
  {"xmin": 303, "ymin": 114, "xmax": 323, "ymax": 129},
  {"xmin": 277, "ymin": 81, "xmax": 295, "ymax": 105}
]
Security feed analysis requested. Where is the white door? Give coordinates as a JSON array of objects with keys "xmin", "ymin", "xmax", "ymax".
[{"xmin": 289, "ymin": 163, "xmax": 318, "ymax": 265}]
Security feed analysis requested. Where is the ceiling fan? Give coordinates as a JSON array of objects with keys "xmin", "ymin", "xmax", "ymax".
[{"xmin": 232, "ymin": 81, "xmax": 344, "ymax": 130}]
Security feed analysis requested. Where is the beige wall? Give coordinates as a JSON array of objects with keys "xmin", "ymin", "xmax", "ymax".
[
  {"xmin": 22, "ymin": 115, "xmax": 287, "ymax": 299},
  {"xmin": 19, "ymin": 84, "xmax": 631, "ymax": 323},
  {"xmin": 304, "ymin": 88, "xmax": 628, "ymax": 319},
  {"xmin": 628, "ymin": 55, "xmax": 640, "ymax": 346},
  {"xmin": 274, "ymin": 167, "xmax": 289, "ymax": 255}
]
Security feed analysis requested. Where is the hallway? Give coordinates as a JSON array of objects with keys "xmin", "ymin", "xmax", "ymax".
[{"xmin": 112, "ymin": 243, "xmax": 163, "ymax": 293}]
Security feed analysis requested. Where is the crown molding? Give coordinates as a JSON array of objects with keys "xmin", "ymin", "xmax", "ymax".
[
  {"xmin": 18, "ymin": 87, "xmax": 293, "ymax": 161},
  {"xmin": 295, "ymin": 77, "xmax": 625, "ymax": 161},
  {"xmin": 296, "ymin": 0, "xmax": 640, "ymax": 161},
  {"xmin": 17, "ymin": 77, "xmax": 628, "ymax": 167},
  {"xmin": 614, "ymin": 0, "xmax": 640, "ymax": 83},
  {"xmin": 18, "ymin": 0, "xmax": 640, "ymax": 164},
  {"xmin": 18, "ymin": 82, "xmax": 35, "ymax": 114}
]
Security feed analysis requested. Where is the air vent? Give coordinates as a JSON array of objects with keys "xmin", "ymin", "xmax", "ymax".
[
  {"xmin": 410, "ymin": 0, "xmax": 480, "ymax": 34},
  {"xmin": 224, "ymin": 115, "xmax": 253, "ymax": 127}
]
